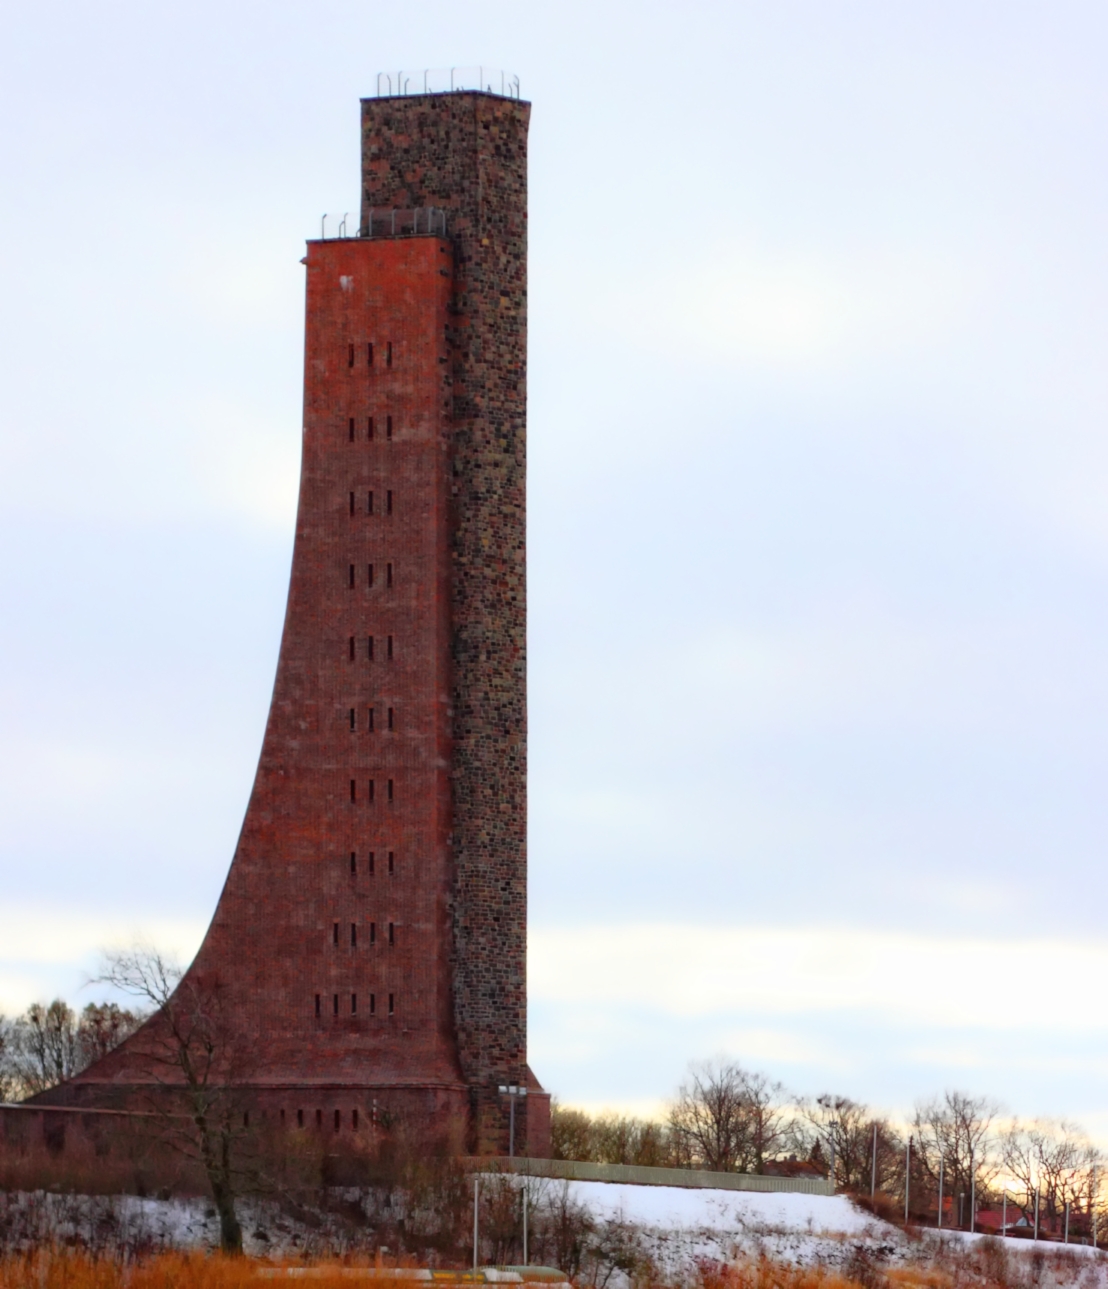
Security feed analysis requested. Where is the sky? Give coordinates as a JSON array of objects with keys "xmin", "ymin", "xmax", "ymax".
[{"xmin": 2, "ymin": 0, "xmax": 1108, "ymax": 1133}]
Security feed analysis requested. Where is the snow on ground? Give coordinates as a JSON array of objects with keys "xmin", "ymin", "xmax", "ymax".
[
  {"xmin": 558, "ymin": 1183, "xmax": 899, "ymax": 1274},
  {"xmin": 557, "ymin": 1181, "xmax": 1108, "ymax": 1283},
  {"xmin": 5, "ymin": 1181, "xmax": 1108, "ymax": 1288}
]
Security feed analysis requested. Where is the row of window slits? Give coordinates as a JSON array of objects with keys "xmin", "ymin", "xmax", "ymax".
[
  {"xmin": 254, "ymin": 1108, "xmax": 372, "ymax": 1131},
  {"xmin": 333, "ymin": 919, "xmax": 396, "ymax": 947},
  {"xmin": 348, "ymin": 342, "xmax": 393, "ymax": 370},
  {"xmin": 348, "ymin": 707, "xmax": 396, "ymax": 732},
  {"xmin": 349, "ymin": 635, "xmax": 394, "ymax": 661},
  {"xmin": 315, "ymin": 991, "xmax": 394, "ymax": 1017},
  {"xmin": 349, "ymin": 778, "xmax": 394, "ymax": 803},
  {"xmin": 348, "ymin": 563, "xmax": 394, "ymax": 588},
  {"xmin": 349, "ymin": 415, "xmax": 394, "ymax": 442},
  {"xmin": 349, "ymin": 850, "xmax": 394, "ymax": 876},
  {"xmin": 350, "ymin": 490, "xmax": 393, "ymax": 515}
]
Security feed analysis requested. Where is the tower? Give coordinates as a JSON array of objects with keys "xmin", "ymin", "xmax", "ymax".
[{"xmin": 45, "ymin": 78, "xmax": 547, "ymax": 1157}]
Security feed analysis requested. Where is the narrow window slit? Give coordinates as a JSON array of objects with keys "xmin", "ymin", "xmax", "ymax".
[
  {"xmin": 298, "ymin": 1108, "xmax": 304, "ymax": 1128},
  {"xmin": 386, "ymin": 490, "xmax": 393, "ymax": 515},
  {"xmin": 348, "ymin": 417, "xmax": 355, "ymax": 442},
  {"xmin": 349, "ymin": 708, "xmax": 356, "ymax": 732},
  {"xmin": 388, "ymin": 707, "xmax": 395, "ymax": 731},
  {"xmin": 350, "ymin": 851, "xmax": 357, "ymax": 875},
  {"xmin": 349, "ymin": 491, "xmax": 355, "ymax": 516},
  {"xmin": 370, "ymin": 993, "xmax": 376, "ymax": 1015},
  {"xmin": 368, "ymin": 416, "xmax": 374, "ymax": 440},
  {"xmin": 368, "ymin": 707, "xmax": 375, "ymax": 733},
  {"xmin": 386, "ymin": 415, "xmax": 393, "ymax": 440},
  {"xmin": 386, "ymin": 342, "xmax": 392, "ymax": 368},
  {"xmin": 348, "ymin": 636, "xmax": 355, "ymax": 661},
  {"xmin": 348, "ymin": 344, "xmax": 354, "ymax": 368},
  {"xmin": 367, "ymin": 490, "xmax": 374, "ymax": 515},
  {"xmin": 388, "ymin": 850, "xmax": 394, "ymax": 875},
  {"xmin": 387, "ymin": 635, "xmax": 394, "ymax": 660},
  {"xmin": 367, "ymin": 563, "xmax": 374, "ymax": 588},
  {"xmin": 350, "ymin": 922, "xmax": 357, "ymax": 947},
  {"xmin": 370, "ymin": 921, "xmax": 377, "ymax": 945},
  {"xmin": 387, "ymin": 778, "xmax": 394, "ymax": 802},
  {"xmin": 332, "ymin": 994, "xmax": 339, "ymax": 1017},
  {"xmin": 368, "ymin": 779, "xmax": 375, "ymax": 802},
  {"xmin": 332, "ymin": 922, "xmax": 339, "ymax": 946},
  {"xmin": 348, "ymin": 564, "xmax": 355, "ymax": 589},
  {"xmin": 369, "ymin": 850, "xmax": 376, "ymax": 875},
  {"xmin": 367, "ymin": 343, "xmax": 374, "ymax": 367},
  {"xmin": 350, "ymin": 779, "xmax": 356, "ymax": 803},
  {"xmin": 388, "ymin": 921, "xmax": 395, "ymax": 947},
  {"xmin": 386, "ymin": 563, "xmax": 393, "ymax": 588},
  {"xmin": 367, "ymin": 635, "xmax": 375, "ymax": 661},
  {"xmin": 314, "ymin": 995, "xmax": 321, "ymax": 1018},
  {"xmin": 388, "ymin": 993, "xmax": 395, "ymax": 1016},
  {"xmin": 350, "ymin": 993, "xmax": 357, "ymax": 1014}
]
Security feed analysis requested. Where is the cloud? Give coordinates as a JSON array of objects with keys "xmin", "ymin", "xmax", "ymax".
[
  {"xmin": 529, "ymin": 924, "xmax": 1108, "ymax": 1036},
  {"xmin": 0, "ymin": 904, "xmax": 207, "ymax": 1013}
]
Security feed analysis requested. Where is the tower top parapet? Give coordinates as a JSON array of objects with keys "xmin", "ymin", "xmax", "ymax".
[{"xmin": 372, "ymin": 68, "xmax": 521, "ymax": 99}]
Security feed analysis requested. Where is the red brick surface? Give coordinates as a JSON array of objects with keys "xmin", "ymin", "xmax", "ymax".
[{"xmin": 46, "ymin": 94, "xmax": 549, "ymax": 1158}]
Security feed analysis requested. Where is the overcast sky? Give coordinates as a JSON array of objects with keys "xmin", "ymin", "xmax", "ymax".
[{"xmin": 2, "ymin": 0, "xmax": 1108, "ymax": 1132}]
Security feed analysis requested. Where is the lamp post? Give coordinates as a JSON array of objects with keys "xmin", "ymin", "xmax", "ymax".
[{"xmin": 498, "ymin": 1084, "xmax": 528, "ymax": 1158}]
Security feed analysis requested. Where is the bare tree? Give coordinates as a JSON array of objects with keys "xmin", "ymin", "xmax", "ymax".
[
  {"xmin": 9, "ymin": 1000, "xmax": 84, "ymax": 1095},
  {"xmin": 77, "ymin": 1001, "xmax": 146, "ymax": 1068},
  {"xmin": 669, "ymin": 1058, "xmax": 790, "ymax": 1174},
  {"xmin": 551, "ymin": 1102, "xmax": 597, "ymax": 1161},
  {"xmin": 1001, "ymin": 1119, "xmax": 1103, "ymax": 1235},
  {"xmin": 0, "ymin": 1014, "xmax": 18, "ymax": 1103},
  {"xmin": 98, "ymin": 947, "xmax": 254, "ymax": 1254},
  {"xmin": 799, "ymin": 1094, "xmax": 901, "ymax": 1193},
  {"xmin": 912, "ymin": 1090, "xmax": 999, "ymax": 1225}
]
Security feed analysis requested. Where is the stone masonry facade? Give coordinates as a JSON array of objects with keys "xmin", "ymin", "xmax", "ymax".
[{"xmin": 360, "ymin": 92, "xmax": 534, "ymax": 1152}]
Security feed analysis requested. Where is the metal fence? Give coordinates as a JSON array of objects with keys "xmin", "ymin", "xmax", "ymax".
[
  {"xmin": 317, "ymin": 208, "xmax": 448, "ymax": 241},
  {"xmin": 375, "ymin": 68, "xmax": 521, "ymax": 99},
  {"xmin": 468, "ymin": 1156, "xmax": 835, "ymax": 1195}
]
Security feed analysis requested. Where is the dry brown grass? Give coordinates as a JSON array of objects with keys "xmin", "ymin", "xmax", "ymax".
[
  {"xmin": 0, "ymin": 1252, "xmax": 430, "ymax": 1289},
  {"xmin": 695, "ymin": 1260, "xmax": 873, "ymax": 1289}
]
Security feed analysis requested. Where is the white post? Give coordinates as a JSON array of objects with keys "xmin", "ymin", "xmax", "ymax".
[
  {"xmin": 971, "ymin": 1150, "xmax": 976, "ymax": 1236},
  {"xmin": 523, "ymin": 1183, "xmax": 528, "ymax": 1265},
  {"xmin": 1094, "ymin": 1165, "xmax": 1099, "ymax": 1249},
  {"xmin": 474, "ymin": 1177, "xmax": 480, "ymax": 1272},
  {"xmin": 871, "ymin": 1123, "xmax": 878, "ymax": 1200},
  {"xmin": 905, "ymin": 1137, "xmax": 911, "ymax": 1225},
  {"xmin": 938, "ymin": 1158, "xmax": 944, "ymax": 1230},
  {"xmin": 1065, "ymin": 1200, "xmax": 1070, "ymax": 1243},
  {"xmin": 509, "ymin": 1093, "xmax": 516, "ymax": 1159}
]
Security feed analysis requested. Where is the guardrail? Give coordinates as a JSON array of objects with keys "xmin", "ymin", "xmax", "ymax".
[
  {"xmin": 374, "ymin": 68, "xmax": 521, "ymax": 99},
  {"xmin": 317, "ymin": 209, "xmax": 448, "ymax": 241},
  {"xmin": 468, "ymin": 1157, "xmax": 835, "ymax": 1195}
]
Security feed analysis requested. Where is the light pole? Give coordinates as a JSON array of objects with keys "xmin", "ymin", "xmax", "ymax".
[{"xmin": 498, "ymin": 1084, "xmax": 528, "ymax": 1158}]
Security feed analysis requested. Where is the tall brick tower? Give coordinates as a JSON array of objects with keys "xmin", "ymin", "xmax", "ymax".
[{"xmin": 44, "ymin": 79, "xmax": 547, "ymax": 1157}]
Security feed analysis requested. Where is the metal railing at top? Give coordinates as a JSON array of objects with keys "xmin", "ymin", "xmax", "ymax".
[
  {"xmin": 374, "ymin": 68, "xmax": 521, "ymax": 99},
  {"xmin": 318, "ymin": 208, "xmax": 448, "ymax": 241}
]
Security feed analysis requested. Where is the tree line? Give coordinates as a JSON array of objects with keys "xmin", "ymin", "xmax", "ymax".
[
  {"xmin": 0, "ymin": 999, "xmax": 145, "ymax": 1101},
  {"xmin": 552, "ymin": 1059, "xmax": 1106, "ymax": 1240},
  {"xmin": 4, "ymin": 977, "xmax": 1105, "ymax": 1251}
]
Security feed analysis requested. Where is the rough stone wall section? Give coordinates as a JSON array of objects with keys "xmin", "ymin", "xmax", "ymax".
[{"xmin": 360, "ymin": 92, "xmax": 534, "ymax": 1152}]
